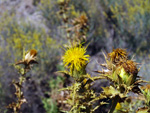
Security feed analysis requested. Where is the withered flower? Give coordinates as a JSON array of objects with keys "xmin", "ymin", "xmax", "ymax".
[
  {"xmin": 72, "ymin": 14, "xmax": 88, "ymax": 29},
  {"xmin": 16, "ymin": 49, "xmax": 38, "ymax": 69},
  {"xmin": 122, "ymin": 60, "xmax": 138, "ymax": 76},
  {"xmin": 108, "ymin": 48, "xmax": 128, "ymax": 64},
  {"xmin": 70, "ymin": 14, "xmax": 89, "ymax": 42},
  {"xmin": 118, "ymin": 60, "xmax": 138, "ymax": 85}
]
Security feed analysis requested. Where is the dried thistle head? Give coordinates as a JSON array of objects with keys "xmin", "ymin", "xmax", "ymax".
[
  {"xmin": 122, "ymin": 60, "xmax": 138, "ymax": 76},
  {"xmin": 108, "ymin": 48, "xmax": 128, "ymax": 65},
  {"xmin": 72, "ymin": 14, "xmax": 88, "ymax": 28},
  {"xmin": 70, "ymin": 14, "xmax": 89, "ymax": 43},
  {"xmin": 16, "ymin": 49, "xmax": 38, "ymax": 69},
  {"xmin": 117, "ymin": 60, "xmax": 138, "ymax": 85},
  {"xmin": 99, "ymin": 49, "xmax": 139, "ymax": 86},
  {"xmin": 107, "ymin": 49, "xmax": 138, "ymax": 80}
]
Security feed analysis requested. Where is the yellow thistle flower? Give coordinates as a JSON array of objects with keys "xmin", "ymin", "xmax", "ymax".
[{"xmin": 63, "ymin": 45, "xmax": 90, "ymax": 71}]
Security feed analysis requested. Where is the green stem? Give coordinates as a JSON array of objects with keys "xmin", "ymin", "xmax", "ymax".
[
  {"xmin": 14, "ymin": 69, "xmax": 26, "ymax": 113},
  {"xmin": 73, "ymin": 84, "xmax": 75, "ymax": 106},
  {"xmin": 109, "ymin": 95, "xmax": 120, "ymax": 113},
  {"xmin": 18, "ymin": 76, "xmax": 25, "ymax": 99}
]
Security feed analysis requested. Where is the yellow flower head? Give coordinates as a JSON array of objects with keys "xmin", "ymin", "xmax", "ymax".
[{"xmin": 63, "ymin": 45, "xmax": 90, "ymax": 71}]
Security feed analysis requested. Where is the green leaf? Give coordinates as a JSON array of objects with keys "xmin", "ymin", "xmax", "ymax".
[{"xmin": 102, "ymin": 86, "xmax": 120, "ymax": 97}]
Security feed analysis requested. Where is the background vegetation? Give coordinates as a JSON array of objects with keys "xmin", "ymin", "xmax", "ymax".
[{"xmin": 0, "ymin": 0, "xmax": 150, "ymax": 112}]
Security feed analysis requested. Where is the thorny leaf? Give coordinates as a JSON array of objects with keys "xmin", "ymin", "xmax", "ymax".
[{"xmin": 102, "ymin": 86, "xmax": 120, "ymax": 97}]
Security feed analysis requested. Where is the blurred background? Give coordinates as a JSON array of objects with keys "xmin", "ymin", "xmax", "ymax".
[{"xmin": 0, "ymin": 0, "xmax": 150, "ymax": 112}]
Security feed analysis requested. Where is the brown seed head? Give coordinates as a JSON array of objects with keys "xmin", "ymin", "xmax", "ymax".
[
  {"xmin": 72, "ymin": 14, "xmax": 88, "ymax": 27},
  {"xmin": 122, "ymin": 60, "xmax": 138, "ymax": 76},
  {"xmin": 108, "ymin": 48, "xmax": 128, "ymax": 64}
]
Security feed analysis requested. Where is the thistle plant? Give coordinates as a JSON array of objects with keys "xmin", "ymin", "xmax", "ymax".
[
  {"xmin": 95, "ymin": 48, "xmax": 146, "ymax": 113},
  {"xmin": 57, "ymin": 1, "xmax": 147, "ymax": 112},
  {"xmin": 7, "ymin": 49, "xmax": 38, "ymax": 113},
  {"xmin": 60, "ymin": 43, "xmax": 102, "ymax": 112},
  {"xmin": 58, "ymin": 0, "xmax": 89, "ymax": 45},
  {"xmin": 57, "ymin": 0, "xmax": 103, "ymax": 112}
]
